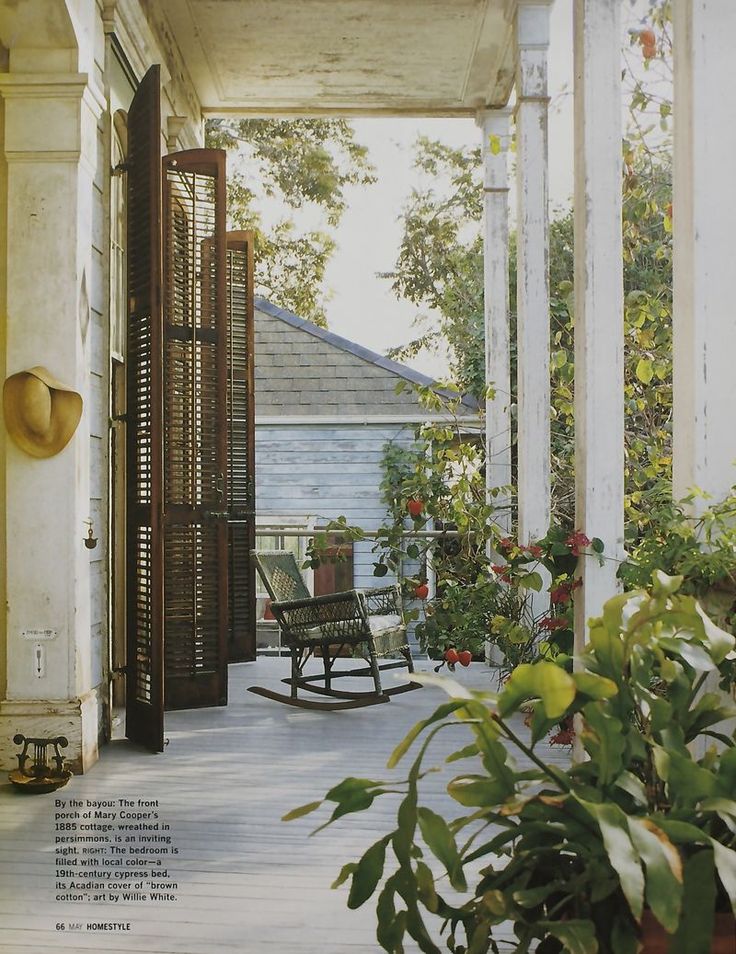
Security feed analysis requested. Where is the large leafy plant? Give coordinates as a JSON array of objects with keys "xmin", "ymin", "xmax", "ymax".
[{"xmin": 287, "ymin": 574, "xmax": 736, "ymax": 953}]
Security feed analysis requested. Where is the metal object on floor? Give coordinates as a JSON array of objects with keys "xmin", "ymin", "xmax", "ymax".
[
  {"xmin": 248, "ymin": 550, "xmax": 420, "ymax": 710},
  {"xmin": 8, "ymin": 733, "xmax": 72, "ymax": 794}
]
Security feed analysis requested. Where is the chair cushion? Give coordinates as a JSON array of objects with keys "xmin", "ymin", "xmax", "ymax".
[{"xmin": 368, "ymin": 614, "xmax": 402, "ymax": 634}]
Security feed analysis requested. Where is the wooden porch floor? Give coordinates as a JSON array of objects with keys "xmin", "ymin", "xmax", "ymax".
[{"xmin": 0, "ymin": 658, "xmax": 568, "ymax": 953}]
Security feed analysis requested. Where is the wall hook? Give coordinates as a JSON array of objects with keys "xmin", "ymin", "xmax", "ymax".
[{"xmin": 84, "ymin": 519, "xmax": 98, "ymax": 550}]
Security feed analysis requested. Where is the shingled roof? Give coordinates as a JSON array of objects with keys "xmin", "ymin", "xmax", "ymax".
[{"xmin": 254, "ymin": 298, "xmax": 478, "ymax": 417}]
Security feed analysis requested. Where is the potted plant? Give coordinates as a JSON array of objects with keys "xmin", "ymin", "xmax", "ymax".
[{"xmin": 286, "ymin": 572, "xmax": 736, "ymax": 953}]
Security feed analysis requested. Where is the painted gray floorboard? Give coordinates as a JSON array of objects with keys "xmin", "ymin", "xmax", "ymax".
[{"xmin": 0, "ymin": 658, "xmax": 568, "ymax": 953}]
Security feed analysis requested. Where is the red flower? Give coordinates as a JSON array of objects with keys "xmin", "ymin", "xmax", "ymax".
[
  {"xmin": 491, "ymin": 564, "xmax": 511, "ymax": 583},
  {"xmin": 539, "ymin": 616, "xmax": 568, "ymax": 631},
  {"xmin": 497, "ymin": 537, "xmax": 513, "ymax": 552},
  {"xmin": 550, "ymin": 584, "xmax": 572, "ymax": 605},
  {"xmin": 550, "ymin": 727, "xmax": 575, "ymax": 747},
  {"xmin": 526, "ymin": 545, "xmax": 544, "ymax": 558},
  {"xmin": 565, "ymin": 531, "xmax": 591, "ymax": 556}
]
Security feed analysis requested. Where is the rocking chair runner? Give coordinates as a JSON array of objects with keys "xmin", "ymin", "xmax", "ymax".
[{"xmin": 248, "ymin": 550, "xmax": 420, "ymax": 710}]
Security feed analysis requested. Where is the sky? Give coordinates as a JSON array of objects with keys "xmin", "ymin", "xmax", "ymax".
[{"xmin": 322, "ymin": 0, "xmax": 578, "ymax": 379}]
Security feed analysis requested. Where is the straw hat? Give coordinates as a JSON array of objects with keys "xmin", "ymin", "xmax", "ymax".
[{"xmin": 3, "ymin": 367, "xmax": 83, "ymax": 459}]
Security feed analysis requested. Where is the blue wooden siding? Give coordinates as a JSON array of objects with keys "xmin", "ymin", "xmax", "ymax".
[{"xmin": 255, "ymin": 421, "xmax": 423, "ymax": 646}]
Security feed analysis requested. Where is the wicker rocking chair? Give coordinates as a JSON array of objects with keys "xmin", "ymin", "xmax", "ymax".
[{"xmin": 248, "ymin": 550, "xmax": 420, "ymax": 710}]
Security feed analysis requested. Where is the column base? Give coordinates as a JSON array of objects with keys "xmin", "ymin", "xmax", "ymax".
[{"xmin": 0, "ymin": 686, "xmax": 107, "ymax": 774}]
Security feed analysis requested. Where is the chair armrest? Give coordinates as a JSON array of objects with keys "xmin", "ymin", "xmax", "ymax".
[{"xmin": 271, "ymin": 590, "xmax": 369, "ymax": 632}]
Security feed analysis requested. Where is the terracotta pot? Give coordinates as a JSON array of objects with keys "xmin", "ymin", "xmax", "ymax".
[{"xmin": 640, "ymin": 910, "xmax": 735, "ymax": 953}]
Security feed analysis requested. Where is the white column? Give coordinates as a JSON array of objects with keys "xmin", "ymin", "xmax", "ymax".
[
  {"xmin": 572, "ymin": 0, "xmax": 625, "ymax": 652},
  {"xmin": 672, "ymin": 1, "xmax": 736, "ymax": 507},
  {"xmin": 0, "ymin": 70, "xmax": 104, "ymax": 771},
  {"xmin": 477, "ymin": 108, "xmax": 512, "ymax": 535},
  {"xmin": 515, "ymin": 0, "xmax": 552, "ymax": 546}
]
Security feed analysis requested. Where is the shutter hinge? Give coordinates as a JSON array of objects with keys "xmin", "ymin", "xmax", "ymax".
[
  {"xmin": 110, "ymin": 413, "xmax": 128, "ymax": 425},
  {"xmin": 111, "ymin": 161, "xmax": 131, "ymax": 177}
]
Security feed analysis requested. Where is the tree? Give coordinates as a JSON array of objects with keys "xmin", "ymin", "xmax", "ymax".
[
  {"xmin": 383, "ymin": 8, "xmax": 674, "ymax": 531},
  {"xmin": 205, "ymin": 118, "xmax": 376, "ymax": 326}
]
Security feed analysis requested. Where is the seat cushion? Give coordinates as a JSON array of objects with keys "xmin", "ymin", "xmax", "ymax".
[{"xmin": 368, "ymin": 613, "xmax": 402, "ymax": 634}]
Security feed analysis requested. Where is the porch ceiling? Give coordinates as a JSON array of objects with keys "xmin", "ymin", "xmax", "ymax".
[{"xmin": 154, "ymin": 0, "xmax": 516, "ymax": 117}]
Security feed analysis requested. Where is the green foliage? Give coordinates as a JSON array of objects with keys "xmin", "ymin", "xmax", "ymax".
[
  {"xmin": 620, "ymin": 486, "xmax": 736, "ymax": 685},
  {"xmin": 384, "ymin": 9, "xmax": 675, "ymax": 527},
  {"xmin": 288, "ymin": 575, "xmax": 736, "ymax": 953},
  {"xmin": 306, "ymin": 387, "xmax": 599, "ymax": 682},
  {"xmin": 205, "ymin": 118, "xmax": 375, "ymax": 326},
  {"xmin": 384, "ymin": 139, "xmax": 484, "ymax": 397}
]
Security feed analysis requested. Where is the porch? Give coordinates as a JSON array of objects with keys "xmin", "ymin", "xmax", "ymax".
[{"xmin": 0, "ymin": 657, "xmax": 568, "ymax": 953}]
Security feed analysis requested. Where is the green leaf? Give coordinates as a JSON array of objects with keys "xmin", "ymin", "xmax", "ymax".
[
  {"xmin": 591, "ymin": 537, "xmax": 604, "ymax": 554},
  {"xmin": 376, "ymin": 874, "xmax": 405, "ymax": 952},
  {"xmin": 282, "ymin": 799, "xmax": 322, "ymax": 821},
  {"xmin": 415, "ymin": 861, "xmax": 439, "ymax": 913},
  {"xmin": 447, "ymin": 775, "xmax": 512, "ymax": 807},
  {"xmin": 347, "ymin": 837, "xmax": 388, "ymax": 908},
  {"xmin": 467, "ymin": 921, "xmax": 491, "ymax": 954},
  {"xmin": 417, "ymin": 806, "xmax": 467, "ymax": 891},
  {"xmin": 627, "ymin": 818, "xmax": 683, "ymax": 933},
  {"xmin": 711, "ymin": 840, "xmax": 736, "ymax": 914},
  {"xmin": 445, "ymin": 742, "xmax": 480, "ymax": 763},
  {"xmin": 696, "ymin": 603, "xmax": 736, "ymax": 663},
  {"xmin": 538, "ymin": 920, "xmax": 599, "ymax": 954},
  {"xmin": 319, "ymin": 777, "xmax": 387, "ymax": 827},
  {"xmin": 518, "ymin": 571, "xmax": 543, "ymax": 592},
  {"xmin": 373, "ymin": 562, "xmax": 389, "ymax": 577},
  {"xmin": 387, "ymin": 701, "xmax": 465, "ymax": 769},
  {"xmin": 669, "ymin": 850, "xmax": 716, "ymax": 954},
  {"xmin": 657, "ymin": 747, "xmax": 718, "ymax": 804},
  {"xmin": 331, "ymin": 862, "xmax": 357, "ymax": 889},
  {"xmin": 499, "ymin": 661, "xmax": 576, "ymax": 719},
  {"xmin": 573, "ymin": 672, "xmax": 619, "ymax": 699},
  {"xmin": 636, "ymin": 357, "xmax": 654, "ymax": 384},
  {"xmin": 578, "ymin": 799, "xmax": 644, "ymax": 918},
  {"xmin": 325, "ymin": 776, "xmax": 383, "ymax": 802},
  {"xmin": 580, "ymin": 703, "xmax": 626, "ymax": 785},
  {"xmin": 406, "ymin": 543, "xmax": 420, "ymax": 560}
]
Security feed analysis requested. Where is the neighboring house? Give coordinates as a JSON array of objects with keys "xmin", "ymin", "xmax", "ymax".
[{"xmin": 253, "ymin": 299, "xmax": 479, "ymax": 650}]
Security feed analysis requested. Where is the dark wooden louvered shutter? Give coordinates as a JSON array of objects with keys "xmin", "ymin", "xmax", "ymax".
[
  {"xmin": 126, "ymin": 65, "xmax": 165, "ymax": 752},
  {"xmin": 161, "ymin": 149, "xmax": 229, "ymax": 711},
  {"xmin": 225, "ymin": 232, "xmax": 256, "ymax": 661}
]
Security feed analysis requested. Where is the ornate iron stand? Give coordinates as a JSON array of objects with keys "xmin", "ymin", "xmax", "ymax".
[{"xmin": 8, "ymin": 733, "xmax": 72, "ymax": 793}]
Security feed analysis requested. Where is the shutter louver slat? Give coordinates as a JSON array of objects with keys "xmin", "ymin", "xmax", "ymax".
[
  {"xmin": 125, "ymin": 65, "xmax": 165, "ymax": 753},
  {"xmin": 225, "ymin": 232, "xmax": 256, "ymax": 662}
]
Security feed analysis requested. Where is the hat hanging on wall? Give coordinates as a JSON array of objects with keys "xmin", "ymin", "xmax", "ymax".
[{"xmin": 3, "ymin": 367, "xmax": 83, "ymax": 459}]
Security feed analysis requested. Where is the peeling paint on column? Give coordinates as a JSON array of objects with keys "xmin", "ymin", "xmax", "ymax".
[
  {"xmin": 573, "ymin": 0, "xmax": 625, "ymax": 651},
  {"xmin": 515, "ymin": 1, "xmax": 553, "ymax": 547},
  {"xmin": 478, "ymin": 107, "xmax": 512, "ymax": 534},
  {"xmin": 673, "ymin": 0, "xmax": 736, "ymax": 508}
]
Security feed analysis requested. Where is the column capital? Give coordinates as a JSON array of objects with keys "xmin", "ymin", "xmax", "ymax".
[
  {"xmin": 475, "ymin": 106, "xmax": 513, "ymax": 131},
  {"xmin": 0, "ymin": 72, "xmax": 105, "ymax": 108},
  {"xmin": 0, "ymin": 71, "xmax": 105, "ymax": 165}
]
